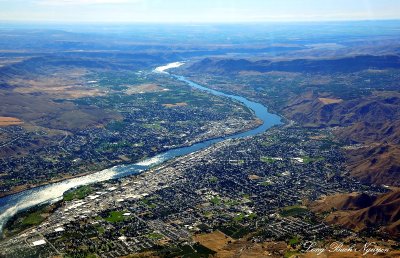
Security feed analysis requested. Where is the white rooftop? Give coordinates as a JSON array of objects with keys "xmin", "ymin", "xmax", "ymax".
[
  {"xmin": 32, "ymin": 239, "xmax": 46, "ymax": 246},
  {"xmin": 88, "ymin": 195, "xmax": 100, "ymax": 200},
  {"xmin": 54, "ymin": 227, "xmax": 65, "ymax": 232}
]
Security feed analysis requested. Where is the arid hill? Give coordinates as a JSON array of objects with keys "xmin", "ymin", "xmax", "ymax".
[
  {"xmin": 282, "ymin": 92, "xmax": 400, "ymax": 130},
  {"xmin": 310, "ymin": 190, "xmax": 400, "ymax": 238},
  {"xmin": 345, "ymin": 144, "xmax": 400, "ymax": 186}
]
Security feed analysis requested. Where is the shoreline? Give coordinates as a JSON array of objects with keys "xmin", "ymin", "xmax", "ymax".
[{"xmin": 0, "ymin": 170, "xmax": 97, "ymax": 199}]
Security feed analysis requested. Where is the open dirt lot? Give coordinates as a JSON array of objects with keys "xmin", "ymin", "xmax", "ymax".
[
  {"xmin": 193, "ymin": 230, "xmax": 233, "ymax": 252},
  {"xmin": 0, "ymin": 117, "xmax": 23, "ymax": 126},
  {"xmin": 318, "ymin": 97, "xmax": 343, "ymax": 105}
]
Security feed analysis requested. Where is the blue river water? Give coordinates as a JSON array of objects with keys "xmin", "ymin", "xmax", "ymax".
[{"xmin": 0, "ymin": 68, "xmax": 282, "ymax": 233}]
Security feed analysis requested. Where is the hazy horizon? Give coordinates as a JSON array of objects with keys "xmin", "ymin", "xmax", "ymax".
[{"xmin": 1, "ymin": 0, "xmax": 400, "ymax": 23}]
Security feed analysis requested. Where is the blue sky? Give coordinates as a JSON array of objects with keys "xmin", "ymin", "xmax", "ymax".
[{"xmin": 0, "ymin": 0, "xmax": 399, "ymax": 23}]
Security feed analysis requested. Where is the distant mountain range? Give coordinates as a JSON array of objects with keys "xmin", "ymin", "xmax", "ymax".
[{"xmin": 190, "ymin": 55, "xmax": 400, "ymax": 74}]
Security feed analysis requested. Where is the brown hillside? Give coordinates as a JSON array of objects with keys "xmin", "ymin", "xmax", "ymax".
[
  {"xmin": 283, "ymin": 92, "xmax": 400, "ymax": 130},
  {"xmin": 310, "ymin": 190, "xmax": 400, "ymax": 237},
  {"xmin": 338, "ymin": 120, "xmax": 400, "ymax": 145},
  {"xmin": 310, "ymin": 192, "xmax": 376, "ymax": 213},
  {"xmin": 346, "ymin": 144, "xmax": 400, "ymax": 186}
]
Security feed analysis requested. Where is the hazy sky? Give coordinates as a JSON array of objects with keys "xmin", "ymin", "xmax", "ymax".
[{"xmin": 0, "ymin": 0, "xmax": 400, "ymax": 23}]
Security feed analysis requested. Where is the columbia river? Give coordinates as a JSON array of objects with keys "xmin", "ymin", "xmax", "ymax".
[{"xmin": 0, "ymin": 62, "xmax": 282, "ymax": 233}]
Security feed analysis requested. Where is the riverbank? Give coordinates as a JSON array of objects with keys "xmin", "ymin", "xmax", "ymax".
[
  {"xmin": 1, "ymin": 202, "xmax": 62, "ymax": 240},
  {"xmin": 0, "ymin": 171, "xmax": 97, "ymax": 199}
]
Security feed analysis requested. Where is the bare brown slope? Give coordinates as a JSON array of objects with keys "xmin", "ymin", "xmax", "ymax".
[
  {"xmin": 0, "ymin": 90, "xmax": 119, "ymax": 131},
  {"xmin": 282, "ymin": 92, "xmax": 400, "ymax": 130},
  {"xmin": 310, "ymin": 192, "xmax": 377, "ymax": 212},
  {"xmin": 346, "ymin": 144, "xmax": 400, "ymax": 186},
  {"xmin": 310, "ymin": 190, "xmax": 400, "ymax": 237},
  {"xmin": 282, "ymin": 91, "xmax": 342, "ymax": 127},
  {"xmin": 338, "ymin": 120, "xmax": 400, "ymax": 145}
]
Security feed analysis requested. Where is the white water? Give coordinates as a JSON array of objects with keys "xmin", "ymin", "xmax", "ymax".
[{"xmin": 154, "ymin": 62, "xmax": 185, "ymax": 73}]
